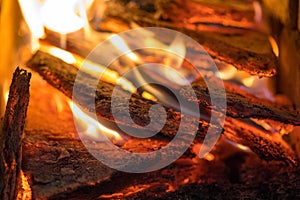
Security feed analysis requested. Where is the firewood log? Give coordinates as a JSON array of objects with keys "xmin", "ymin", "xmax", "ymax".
[
  {"xmin": 0, "ymin": 68, "xmax": 31, "ymax": 200},
  {"xmin": 26, "ymin": 51, "xmax": 299, "ymax": 165},
  {"xmin": 23, "ymin": 80, "xmax": 299, "ymax": 199},
  {"xmin": 87, "ymin": 0, "xmax": 278, "ymax": 77}
]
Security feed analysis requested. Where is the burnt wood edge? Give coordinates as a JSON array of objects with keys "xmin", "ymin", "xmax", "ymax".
[{"xmin": 0, "ymin": 67, "xmax": 31, "ymax": 200}]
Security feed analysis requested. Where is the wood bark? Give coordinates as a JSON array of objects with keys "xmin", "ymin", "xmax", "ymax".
[
  {"xmin": 0, "ymin": 67, "xmax": 31, "ymax": 200},
  {"xmin": 22, "ymin": 63, "xmax": 299, "ymax": 199},
  {"xmin": 26, "ymin": 51, "xmax": 299, "ymax": 165},
  {"xmin": 87, "ymin": 0, "xmax": 278, "ymax": 77}
]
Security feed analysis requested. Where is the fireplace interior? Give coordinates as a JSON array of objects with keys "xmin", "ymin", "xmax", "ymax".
[{"xmin": 0, "ymin": 0, "xmax": 300, "ymax": 199}]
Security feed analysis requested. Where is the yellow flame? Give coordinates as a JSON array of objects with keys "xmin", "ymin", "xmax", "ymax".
[
  {"xmin": 40, "ymin": 0, "xmax": 85, "ymax": 34},
  {"xmin": 142, "ymin": 91, "xmax": 157, "ymax": 101},
  {"xmin": 69, "ymin": 101, "xmax": 123, "ymax": 142},
  {"xmin": 4, "ymin": 90, "xmax": 9, "ymax": 106},
  {"xmin": 268, "ymin": 36, "xmax": 279, "ymax": 57},
  {"xmin": 241, "ymin": 76, "xmax": 255, "ymax": 87},
  {"xmin": 204, "ymin": 153, "xmax": 215, "ymax": 161},
  {"xmin": 17, "ymin": 170, "xmax": 32, "ymax": 200},
  {"xmin": 165, "ymin": 35, "xmax": 186, "ymax": 69},
  {"xmin": 236, "ymin": 144, "xmax": 250, "ymax": 151},
  {"xmin": 216, "ymin": 64, "xmax": 238, "ymax": 80},
  {"xmin": 49, "ymin": 47, "xmax": 77, "ymax": 64},
  {"xmin": 18, "ymin": 0, "xmax": 45, "ymax": 38},
  {"xmin": 109, "ymin": 34, "xmax": 140, "ymax": 62}
]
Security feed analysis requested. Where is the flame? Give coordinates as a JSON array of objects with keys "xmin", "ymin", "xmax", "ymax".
[
  {"xmin": 216, "ymin": 64, "xmax": 237, "ymax": 80},
  {"xmin": 48, "ymin": 47, "xmax": 77, "ymax": 64},
  {"xmin": 165, "ymin": 35, "xmax": 186, "ymax": 69},
  {"xmin": 17, "ymin": 170, "xmax": 32, "ymax": 200},
  {"xmin": 40, "ymin": 0, "xmax": 84, "ymax": 34},
  {"xmin": 18, "ymin": 0, "xmax": 44, "ymax": 38},
  {"xmin": 268, "ymin": 36, "xmax": 279, "ymax": 57},
  {"xmin": 204, "ymin": 153, "xmax": 215, "ymax": 161},
  {"xmin": 69, "ymin": 101, "xmax": 123, "ymax": 143},
  {"xmin": 236, "ymin": 143, "xmax": 250, "ymax": 151},
  {"xmin": 109, "ymin": 35, "xmax": 140, "ymax": 62},
  {"xmin": 241, "ymin": 76, "xmax": 255, "ymax": 88},
  {"xmin": 4, "ymin": 90, "xmax": 9, "ymax": 106}
]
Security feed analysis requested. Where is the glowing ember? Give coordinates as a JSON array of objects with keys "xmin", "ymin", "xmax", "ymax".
[{"xmin": 69, "ymin": 101, "xmax": 123, "ymax": 143}]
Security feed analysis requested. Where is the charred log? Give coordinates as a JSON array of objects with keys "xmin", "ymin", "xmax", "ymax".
[
  {"xmin": 89, "ymin": 0, "xmax": 278, "ymax": 77},
  {"xmin": 0, "ymin": 68, "xmax": 31, "ymax": 200},
  {"xmin": 26, "ymin": 51, "xmax": 299, "ymax": 165},
  {"xmin": 26, "ymin": 50, "xmax": 211, "ymax": 139},
  {"xmin": 180, "ymin": 77, "xmax": 300, "ymax": 125}
]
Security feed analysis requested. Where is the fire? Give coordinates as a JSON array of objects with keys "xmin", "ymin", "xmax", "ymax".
[
  {"xmin": 48, "ymin": 47, "xmax": 77, "ymax": 64},
  {"xmin": 216, "ymin": 63, "xmax": 256, "ymax": 87},
  {"xmin": 19, "ymin": 0, "xmax": 94, "ymax": 49},
  {"xmin": 4, "ymin": 90, "xmax": 9, "ymax": 107},
  {"xmin": 109, "ymin": 34, "xmax": 141, "ymax": 62},
  {"xmin": 69, "ymin": 101, "xmax": 123, "ymax": 143},
  {"xmin": 17, "ymin": 171, "xmax": 32, "ymax": 200},
  {"xmin": 268, "ymin": 36, "xmax": 279, "ymax": 57}
]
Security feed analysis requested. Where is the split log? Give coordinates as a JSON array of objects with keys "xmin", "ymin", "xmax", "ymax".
[
  {"xmin": 0, "ymin": 68, "xmax": 31, "ymax": 200},
  {"xmin": 26, "ymin": 51, "xmax": 299, "ymax": 165},
  {"xmin": 89, "ymin": 0, "xmax": 278, "ymax": 77}
]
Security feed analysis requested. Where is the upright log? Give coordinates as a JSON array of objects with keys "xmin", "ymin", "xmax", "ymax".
[{"xmin": 0, "ymin": 68, "xmax": 31, "ymax": 200}]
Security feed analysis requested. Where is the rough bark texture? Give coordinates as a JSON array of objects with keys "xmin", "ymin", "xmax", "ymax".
[
  {"xmin": 0, "ymin": 68, "xmax": 31, "ymax": 200},
  {"xmin": 180, "ymin": 77, "xmax": 300, "ymax": 125},
  {"xmin": 90, "ymin": 0, "xmax": 278, "ymax": 77},
  {"xmin": 26, "ymin": 50, "xmax": 210, "ymax": 139},
  {"xmin": 22, "ymin": 69, "xmax": 300, "ymax": 199},
  {"xmin": 26, "ymin": 51, "xmax": 299, "ymax": 165},
  {"xmin": 27, "ymin": 51, "xmax": 299, "ymax": 126}
]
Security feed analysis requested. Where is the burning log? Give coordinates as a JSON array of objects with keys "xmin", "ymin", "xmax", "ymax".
[
  {"xmin": 27, "ymin": 51, "xmax": 299, "ymax": 126},
  {"xmin": 26, "ymin": 50, "xmax": 299, "ymax": 165},
  {"xmin": 0, "ymin": 68, "xmax": 31, "ymax": 200},
  {"xmin": 96, "ymin": 0, "xmax": 257, "ymax": 31},
  {"xmin": 87, "ymin": 0, "xmax": 278, "ymax": 77},
  {"xmin": 180, "ymin": 78, "xmax": 300, "ymax": 125},
  {"xmin": 26, "ymin": 50, "xmax": 212, "ymax": 139}
]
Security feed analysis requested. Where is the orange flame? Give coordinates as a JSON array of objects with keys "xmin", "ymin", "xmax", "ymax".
[
  {"xmin": 17, "ymin": 170, "xmax": 32, "ymax": 199},
  {"xmin": 69, "ymin": 101, "xmax": 123, "ymax": 143},
  {"xmin": 268, "ymin": 36, "xmax": 279, "ymax": 57}
]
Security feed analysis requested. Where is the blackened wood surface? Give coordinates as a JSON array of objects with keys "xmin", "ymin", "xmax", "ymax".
[{"xmin": 0, "ymin": 68, "xmax": 31, "ymax": 200}]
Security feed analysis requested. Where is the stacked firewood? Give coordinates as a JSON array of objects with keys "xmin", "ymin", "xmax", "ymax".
[{"xmin": 1, "ymin": 0, "xmax": 300, "ymax": 199}]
